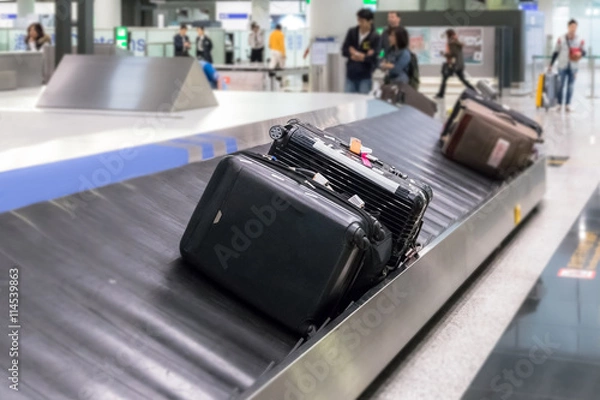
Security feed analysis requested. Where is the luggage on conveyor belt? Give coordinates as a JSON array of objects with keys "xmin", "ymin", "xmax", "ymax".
[
  {"xmin": 444, "ymin": 89, "xmax": 543, "ymax": 138},
  {"xmin": 535, "ymin": 72, "xmax": 559, "ymax": 110},
  {"xmin": 180, "ymin": 152, "xmax": 393, "ymax": 335},
  {"xmin": 268, "ymin": 119, "xmax": 432, "ymax": 265},
  {"xmin": 440, "ymin": 98, "xmax": 542, "ymax": 179},
  {"xmin": 476, "ymin": 79, "xmax": 498, "ymax": 101},
  {"xmin": 379, "ymin": 82, "xmax": 438, "ymax": 117}
]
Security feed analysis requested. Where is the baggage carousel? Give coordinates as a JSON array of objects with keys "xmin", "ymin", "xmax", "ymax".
[{"xmin": 0, "ymin": 105, "xmax": 546, "ymax": 400}]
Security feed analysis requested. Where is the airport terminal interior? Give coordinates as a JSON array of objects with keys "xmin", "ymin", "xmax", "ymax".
[{"xmin": 1, "ymin": 0, "xmax": 600, "ymax": 399}]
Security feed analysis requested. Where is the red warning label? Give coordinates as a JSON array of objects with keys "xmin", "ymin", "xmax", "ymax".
[{"xmin": 557, "ymin": 269, "xmax": 596, "ymax": 280}]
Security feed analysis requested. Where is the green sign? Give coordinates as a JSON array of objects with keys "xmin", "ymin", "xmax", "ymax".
[
  {"xmin": 115, "ymin": 26, "xmax": 128, "ymax": 50},
  {"xmin": 363, "ymin": 0, "xmax": 377, "ymax": 4}
]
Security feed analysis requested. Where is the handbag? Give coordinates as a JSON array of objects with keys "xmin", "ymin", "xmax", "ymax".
[
  {"xmin": 442, "ymin": 62, "xmax": 455, "ymax": 77},
  {"xmin": 566, "ymin": 35, "xmax": 583, "ymax": 62}
]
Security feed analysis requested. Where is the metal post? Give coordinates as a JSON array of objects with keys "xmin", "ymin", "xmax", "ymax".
[
  {"xmin": 532, "ymin": 55, "xmax": 536, "ymax": 97},
  {"xmin": 589, "ymin": 46, "xmax": 596, "ymax": 99},
  {"xmin": 77, "ymin": 0, "xmax": 94, "ymax": 55},
  {"xmin": 590, "ymin": 57, "xmax": 595, "ymax": 99},
  {"xmin": 54, "ymin": 0, "xmax": 72, "ymax": 67}
]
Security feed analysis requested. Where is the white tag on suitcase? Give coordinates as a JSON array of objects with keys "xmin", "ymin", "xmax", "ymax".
[{"xmin": 487, "ymin": 138, "xmax": 511, "ymax": 168}]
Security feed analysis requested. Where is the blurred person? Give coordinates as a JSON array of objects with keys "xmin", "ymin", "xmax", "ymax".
[
  {"xmin": 196, "ymin": 26, "xmax": 213, "ymax": 63},
  {"xmin": 435, "ymin": 29, "xmax": 475, "ymax": 99},
  {"xmin": 380, "ymin": 27, "xmax": 411, "ymax": 85},
  {"xmin": 249, "ymin": 22, "xmax": 265, "ymax": 63},
  {"xmin": 342, "ymin": 8, "xmax": 381, "ymax": 94},
  {"xmin": 380, "ymin": 12, "xmax": 401, "ymax": 56},
  {"xmin": 225, "ymin": 33, "xmax": 234, "ymax": 64},
  {"xmin": 549, "ymin": 19, "xmax": 586, "ymax": 112},
  {"xmin": 25, "ymin": 23, "xmax": 51, "ymax": 52},
  {"xmin": 174, "ymin": 24, "xmax": 191, "ymax": 57},
  {"xmin": 199, "ymin": 60, "xmax": 220, "ymax": 89},
  {"xmin": 269, "ymin": 24, "xmax": 286, "ymax": 69}
]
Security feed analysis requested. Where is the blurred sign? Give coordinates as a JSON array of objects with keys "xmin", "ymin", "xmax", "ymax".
[
  {"xmin": 363, "ymin": 0, "xmax": 377, "ymax": 11},
  {"xmin": 407, "ymin": 26, "xmax": 484, "ymax": 66},
  {"xmin": 115, "ymin": 27, "xmax": 128, "ymax": 50},
  {"xmin": 219, "ymin": 13, "xmax": 249, "ymax": 20}
]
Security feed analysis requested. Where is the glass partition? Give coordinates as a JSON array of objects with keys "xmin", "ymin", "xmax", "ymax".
[{"xmin": 0, "ymin": 27, "xmax": 309, "ymax": 67}]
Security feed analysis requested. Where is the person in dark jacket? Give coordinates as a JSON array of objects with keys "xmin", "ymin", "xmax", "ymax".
[
  {"xmin": 380, "ymin": 26, "xmax": 411, "ymax": 84},
  {"xmin": 435, "ymin": 29, "xmax": 475, "ymax": 99},
  {"xmin": 342, "ymin": 8, "xmax": 381, "ymax": 94},
  {"xmin": 380, "ymin": 11, "xmax": 401, "ymax": 57},
  {"xmin": 174, "ymin": 24, "xmax": 191, "ymax": 57},
  {"xmin": 25, "ymin": 23, "xmax": 51, "ymax": 51},
  {"xmin": 196, "ymin": 26, "xmax": 213, "ymax": 63}
]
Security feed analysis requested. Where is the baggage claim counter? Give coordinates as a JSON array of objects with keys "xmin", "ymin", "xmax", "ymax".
[
  {"xmin": 214, "ymin": 64, "xmax": 309, "ymax": 91},
  {"xmin": 0, "ymin": 101, "xmax": 546, "ymax": 399}
]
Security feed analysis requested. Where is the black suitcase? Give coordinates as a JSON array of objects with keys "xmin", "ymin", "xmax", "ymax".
[
  {"xmin": 443, "ymin": 89, "xmax": 543, "ymax": 138},
  {"xmin": 180, "ymin": 152, "xmax": 393, "ymax": 335},
  {"xmin": 268, "ymin": 120, "xmax": 432, "ymax": 265},
  {"xmin": 380, "ymin": 82, "xmax": 437, "ymax": 117},
  {"xmin": 476, "ymin": 79, "xmax": 499, "ymax": 101}
]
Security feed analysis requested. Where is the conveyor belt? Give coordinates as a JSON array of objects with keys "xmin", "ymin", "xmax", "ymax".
[
  {"xmin": 0, "ymin": 106, "xmax": 500, "ymax": 400},
  {"xmin": 0, "ymin": 147, "xmax": 298, "ymax": 400}
]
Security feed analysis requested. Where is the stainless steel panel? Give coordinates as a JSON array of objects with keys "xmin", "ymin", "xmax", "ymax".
[
  {"xmin": 37, "ymin": 55, "xmax": 218, "ymax": 112},
  {"xmin": 242, "ymin": 158, "xmax": 546, "ymax": 400},
  {"xmin": 42, "ymin": 45, "xmax": 133, "ymax": 83},
  {"xmin": 0, "ymin": 70, "xmax": 17, "ymax": 91},
  {"xmin": 0, "ymin": 51, "xmax": 43, "ymax": 88}
]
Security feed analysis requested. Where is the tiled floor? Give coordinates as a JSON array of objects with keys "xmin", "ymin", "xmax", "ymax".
[
  {"xmin": 364, "ymin": 75, "xmax": 600, "ymax": 399},
  {"xmin": 463, "ymin": 189, "xmax": 600, "ymax": 400}
]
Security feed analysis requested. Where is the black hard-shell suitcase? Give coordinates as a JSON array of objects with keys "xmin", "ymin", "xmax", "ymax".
[
  {"xmin": 443, "ymin": 89, "xmax": 543, "ymax": 138},
  {"xmin": 180, "ymin": 152, "xmax": 393, "ymax": 335},
  {"xmin": 268, "ymin": 120, "xmax": 432, "ymax": 265}
]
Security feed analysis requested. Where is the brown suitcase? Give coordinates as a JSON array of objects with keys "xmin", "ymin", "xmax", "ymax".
[
  {"xmin": 441, "ymin": 99, "xmax": 541, "ymax": 179},
  {"xmin": 380, "ymin": 82, "xmax": 437, "ymax": 117}
]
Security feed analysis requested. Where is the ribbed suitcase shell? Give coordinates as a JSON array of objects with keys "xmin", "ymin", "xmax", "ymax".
[{"xmin": 268, "ymin": 120, "xmax": 432, "ymax": 264}]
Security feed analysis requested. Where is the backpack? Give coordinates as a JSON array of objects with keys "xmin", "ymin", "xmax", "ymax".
[{"xmin": 407, "ymin": 52, "xmax": 420, "ymax": 90}]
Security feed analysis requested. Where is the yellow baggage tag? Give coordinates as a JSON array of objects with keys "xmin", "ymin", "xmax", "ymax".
[{"xmin": 350, "ymin": 138, "xmax": 362, "ymax": 155}]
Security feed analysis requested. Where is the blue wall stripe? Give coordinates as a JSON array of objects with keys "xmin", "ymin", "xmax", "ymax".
[
  {"xmin": 0, "ymin": 132, "xmax": 240, "ymax": 214},
  {"xmin": 0, "ymin": 144, "xmax": 189, "ymax": 214},
  {"xmin": 170, "ymin": 139, "xmax": 215, "ymax": 159},
  {"xmin": 193, "ymin": 134, "xmax": 239, "ymax": 154}
]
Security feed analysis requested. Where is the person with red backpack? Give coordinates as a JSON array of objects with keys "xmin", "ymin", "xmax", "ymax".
[{"xmin": 549, "ymin": 19, "xmax": 586, "ymax": 112}]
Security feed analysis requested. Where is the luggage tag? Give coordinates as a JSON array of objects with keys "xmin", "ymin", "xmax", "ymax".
[
  {"xmin": 361, "ymin": 153, "xmax": 373, "ymax": 168},
  {"xmin": 349, "ymin": 138, "xmax": 362, "ymax": 155}
]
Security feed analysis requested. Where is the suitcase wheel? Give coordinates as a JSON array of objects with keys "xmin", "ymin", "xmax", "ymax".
[{"xmin": 269, "ymin": 125, "xmax": 287, "ymax": 141}]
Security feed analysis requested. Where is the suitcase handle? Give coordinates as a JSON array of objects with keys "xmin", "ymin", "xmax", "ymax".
[
  {"xmin": 492, "ymin": 112, "xmax": 544, "ymax": 143},
  {"xmin": 493, "ymin": 111, "xmax": 517, "ymax": 126}
]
